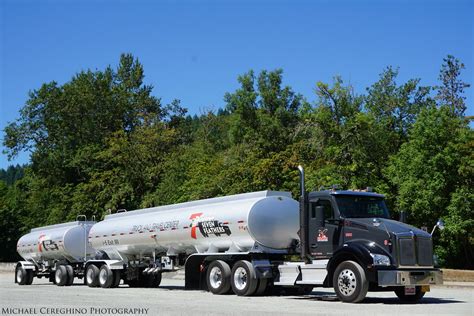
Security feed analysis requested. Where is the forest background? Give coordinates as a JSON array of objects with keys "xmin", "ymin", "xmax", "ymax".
[{"xmin": 0, "ymin": 54, "xmax": 472, "ymax": 268}]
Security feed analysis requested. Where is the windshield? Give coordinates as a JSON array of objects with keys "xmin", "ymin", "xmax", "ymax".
[{"xmin": 335, "ymin": 195, "xmax": 390, "ymax": 218}]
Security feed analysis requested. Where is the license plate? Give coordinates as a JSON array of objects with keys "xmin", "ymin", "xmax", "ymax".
[
  {"xmin": 404, "ymin": 286, "xmax": 416, "ymax": 295},
  {"xmin": 421, "ymin": 285, "xmax": 430, "ymax": 292}
]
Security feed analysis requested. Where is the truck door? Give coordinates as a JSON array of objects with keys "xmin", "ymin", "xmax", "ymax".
[{"xmin": 309, "ymin": 199, "xmax": 340, "ymax": 258}]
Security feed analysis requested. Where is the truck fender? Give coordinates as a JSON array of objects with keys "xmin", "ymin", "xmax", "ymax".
[
  {"xmin": 85, "ymin": 260, "xmax": 125, "ymax": 270},
  {"xmin": 14, "ymin": 261, "xmax": 36, "ymax": 284},
  {"xmin": 16, "ymin": 261, "xmax": 36, "ymax": 270},
  {"xmin": 326, "ymin": 241, "xmax": 392, "ymax": 286}
]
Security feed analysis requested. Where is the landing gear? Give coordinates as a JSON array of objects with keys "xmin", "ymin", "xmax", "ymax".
[
  {"xmin": 333, "ymin": 260, "xmax": 368, "ymax": 303},
  {"xmin": 127, "ymin": 272, "xmax": 160, "ymax": 288}
]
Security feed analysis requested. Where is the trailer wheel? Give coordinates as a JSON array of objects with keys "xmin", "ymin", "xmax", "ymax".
[
  {"xmin": 86, "ymin": 265, "xmax": 100, "ymax": 287},
  {"xmin": 25, "ymin": 270, "xmax": 34, "ymax": 285},
  {"xmin": 151, "ymin": 273, "xmax": 162, "ymax": 287},
  {"xmin": 15, "ymin": 266, "xmax": 28, "ymax": 285},
  {"xmin": 333, "ymin": 260, "xmax": 368, "ymax": 303},
  {"xmin": 65, "ymin": 265, "xmax": 74, "ymax": 286},
  {"xmin": 206, "ymin": 260, "xmax": 231, "ymax": 295},
  {"xmin": 111, "ymin": 270, "xmax": 121, "ymax": 288},
  {"xmin": 55, "ymin": 265, "xmax": 68, "ymax": 286},
  {"xmin": 99, "ymin": 265, "xmax": 114, "ymax": 288},
  {"xmin": 231, "ymin": 260, "xmax": 258, "ymax": 296},
  {"xmin": 394, "ymin": 286, "xmax": 426, "ymax": 302}
]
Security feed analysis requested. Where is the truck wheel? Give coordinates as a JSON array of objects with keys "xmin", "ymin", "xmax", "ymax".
[
  {"xmin": 15, "ymin": 266, "xmax": 28, "ymax": 285},
  {"xmin": 333, "ymin": 260, "xmax": 368, "ymax": 303},
  {"xmin": 394, "ymin": 286, "xmax": 425, "ymax": 302},
  {"xmin": 111, "ymin": 270, "xmax": 121, "ymax": 288},
  {"xmin": 25, "ymin": 270, "xmax": 34, "ymax": 285},
  {"xmin": 99, "ymin": 265, "xmax": 114, "ymax": 288},
  {"xmin": 65, "ymin": 265, "xmax": 74, "ymax": 286},
  {"xmin": 206, "ymin": 260, "xmax": 231, "ymax": 295},
  {"xmin": 86, "ymin": 265, "xmax": 100, "ymax": 287},
  {"xmin": 151, "ymin": 273, "xmax": 162, "ymax": 287},
  {"xmin": 231, "ymin": 260, "xmax": 258, "ymax": 296},
  {"xmin": 254, "ymin": 278, "xmax": 268, "ymax": 296},
  {"xmin": 55, "ymin": 265, "xmax": 68, "ymax": 286}
]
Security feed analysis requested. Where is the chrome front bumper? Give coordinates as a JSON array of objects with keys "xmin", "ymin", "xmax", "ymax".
[{"xmin": 378, "ymin": 269, "xmax": 443, "ymax": 286}]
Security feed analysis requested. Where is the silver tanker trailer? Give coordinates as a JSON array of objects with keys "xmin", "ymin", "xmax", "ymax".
[
  {"xmin": 85, "ymin": 190, "xmax": 299, "ymax": 291},
  {"xmin": 15, "ymin": 219, "xmax": 96, "ymax": 286},
  {"xmin": 15, "ymin": 166, "xmax": 443, "ymax": 303}
]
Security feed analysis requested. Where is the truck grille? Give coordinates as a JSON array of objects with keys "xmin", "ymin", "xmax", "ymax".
[
  {"xmin": 397, "ymin": 236, "xmax": 433, "ymax": 267},
  {"xmin": 399, "ymin": 238, "xmax": 416, "ymax": 266},
  {"xmin": 417, "ymin": 237, "xmax": 433, "ymax": 266}
]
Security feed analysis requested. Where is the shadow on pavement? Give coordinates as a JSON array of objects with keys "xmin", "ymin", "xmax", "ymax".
[{"xmin": 290, "ymin": 294, "xmax": 465, "ymax": 305}]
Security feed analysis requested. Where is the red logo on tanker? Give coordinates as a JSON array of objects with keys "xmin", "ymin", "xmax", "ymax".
[
  {"xmin": 38, "ymin": 234, "xmax": 59, "ymax": 252},
  {"xmin": 189, "ymin": 212, "xmax": 231, "ymax": 239}
]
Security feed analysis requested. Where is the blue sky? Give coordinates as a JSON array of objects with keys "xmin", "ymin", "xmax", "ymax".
[{"xmin": 1, "ymin": 0, "xmax": 473, "ymax": 169}]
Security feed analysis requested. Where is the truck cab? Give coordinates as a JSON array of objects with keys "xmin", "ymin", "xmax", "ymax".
[{"xmin": 293, "ymin": 186, "xmax": 443, "ymax": 302}]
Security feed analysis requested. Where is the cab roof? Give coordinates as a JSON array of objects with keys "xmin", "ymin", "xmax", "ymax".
[{"xmin": 309, "ymin": 190, "xmax": 385, "ymax": 200}]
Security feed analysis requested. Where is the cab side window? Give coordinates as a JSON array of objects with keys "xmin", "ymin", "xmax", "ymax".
[{"xmin": 311, "ymin": 200, "xmax": 334, "ymax": 220}]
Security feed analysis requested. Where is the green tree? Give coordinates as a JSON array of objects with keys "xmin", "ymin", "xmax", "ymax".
[
  {"xmin": 386, "ymin": 106, "xmax": 473, "ymax": 267},
  {"xmin": 436, "ymin": 55, "xmax": 470, "ymax": 116}
]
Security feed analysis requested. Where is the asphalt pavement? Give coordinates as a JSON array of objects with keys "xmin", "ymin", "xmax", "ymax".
[{"xmin": 0, "ymin": 272, "xmax": 472, "ymax": 316}]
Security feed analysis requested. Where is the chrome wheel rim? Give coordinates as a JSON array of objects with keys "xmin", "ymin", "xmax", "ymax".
[
  {"xmin": 86, "ymin": 267, "xmax": 94, "ymax": 284},
  {"xmin": 209, "ymin": 266, "xmax": 222, "ymax": 289},
  {"xmin": 16, "ymin": 269, "xmax": 22, "ymax": 283},
  {"xmin": 337, "ymin": 269, "xmax": 357, "ymax": 296},
  {"xmin": 234, "ymin": 267, "xmax": 247, "ymax": 291},
  {"xmin": 55, "ymin": 268, "xmax": 62, "ymax": 284},
  {"xmin": 99, "ymin": 268, "xmax": 108, "ymax": 285}
]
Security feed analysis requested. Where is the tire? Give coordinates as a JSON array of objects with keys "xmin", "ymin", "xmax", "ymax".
[
  {"xmin": 99, "ymin": 265, "xmax": 114, "ymax": 288},
  {"xmin": 254, "ymin": 278, "xmax": 268, "ymax": 296},
  {"xmin": 15, "ymin": 266, "xmax": 28, "ymax": 285},
  {"xmin": 148, "ymin": 273, "xmax": 162, "ymax": 288},
  {"xmin": 394, "ymin": 286, "xmax": 426, "ymax": 302},
  {"xmin": 111, "ymin": 270, "xmax": 121, "ymax": 288},
  {"xmin": 55, "ymin": 266, "xmax": 68, "ymax": 286},
  {"xmin": 86, "ymin": 265, "xmax": 100, "ymax": 287},
  {"xmin": 333, "ymin": 260, "xmax": 368, "ymax": 303},
  {"xmin": 206, "ymin": 260, "xmax": 231, "ymax": 295},
  {"xmin": 25, "ymin": 270, "xmax": 34, "ymax": 285},
  {"xmin": 231, "ymin": 260, "xmax": 258, "ymax": 296},
  {"xmin": 65, "ymin": 265, "xmax": 74, "ymax": 286}
]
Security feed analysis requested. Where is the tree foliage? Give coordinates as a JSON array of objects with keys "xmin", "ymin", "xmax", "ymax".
[{"xmin": 1, "ymin": 54, "xmax": 472, "ymax": 267}]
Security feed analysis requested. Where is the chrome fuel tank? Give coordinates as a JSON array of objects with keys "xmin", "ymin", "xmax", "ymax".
[
  {"xmin": 17, "ymin": 221, "xmax": 96, "ymax": 263},
  {"xmin": 89, "ymin": 191, "xmax": 299, "ymax": 260}
]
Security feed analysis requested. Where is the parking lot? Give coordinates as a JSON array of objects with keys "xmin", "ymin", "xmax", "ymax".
[{"xmin": 0, "ymin": 272, "xmax": 472, "ymax": 316}]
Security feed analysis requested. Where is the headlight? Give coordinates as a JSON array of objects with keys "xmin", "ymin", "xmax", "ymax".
[{"xmin": 370, "ymin": 253, "xmax": 391, "ymax": 266}]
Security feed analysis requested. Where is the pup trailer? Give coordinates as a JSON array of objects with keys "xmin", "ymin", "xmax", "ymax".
[{"xmin": 15, "ymin": 166, "xmax": 443, "ymax": 303}]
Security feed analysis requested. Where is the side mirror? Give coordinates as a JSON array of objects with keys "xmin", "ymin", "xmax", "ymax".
[
  {"xmin": 431, "ymin": 219, "xmax": 445, "ymax": 235},
  {"xmin": 315, "ymin": 206, "xmax": 325, "ymax": 227},
  {"xmin": 437, "ymin": 219, "xmax": 445, "ymax": 230},
  {"xmin": 399, "ymin": 211, "xmax": 407, "ymax": 223}
]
